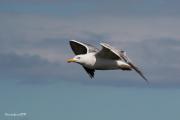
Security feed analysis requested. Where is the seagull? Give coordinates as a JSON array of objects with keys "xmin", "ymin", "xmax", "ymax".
[{"xmin": 67, "ymin": 40, "xmax": 148, "ymax": 83}]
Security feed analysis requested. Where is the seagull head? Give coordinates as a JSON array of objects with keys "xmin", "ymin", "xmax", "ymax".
[{"xmin": 67, "ymin": 55, "xmax": 86, "ymax": 64}]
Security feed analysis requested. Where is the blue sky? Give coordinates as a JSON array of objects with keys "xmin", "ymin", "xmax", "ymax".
[{"xmin": 0, "ymin": 0, "xmax": 180, "ymax": 119}]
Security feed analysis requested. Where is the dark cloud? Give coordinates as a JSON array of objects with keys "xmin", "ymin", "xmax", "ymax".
[
  {"xmin": 35, "ymin": 32, "xmax": 109, "ymax": 50},
  {"xmin": 0, "ymin": 38, "xmax": 179, "ymax": 87},
  {"xmin": 79, "ymin": 31, "xmax": 110, "ymax": 43},
  {"xmin": 0, "ymin": 52, "xmax": 66, "ymax": 84},
  {"xmin": 34, "ymin": 37, "xmax": 70, "ymax": 52},
  {"xmin": 58, "ymin": 37, "xmax": 180, "ymax": 88},
  {"xmin": 124, "ymin": 38, "xmax": 180, "ymax": 66},
  {"xmin": 115, "ymin": 38, "xmax": 180, "ymax": 84}
]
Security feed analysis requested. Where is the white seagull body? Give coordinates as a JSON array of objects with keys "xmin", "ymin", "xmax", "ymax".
[{"xmin": 67, "ymin": 40, "xmax": 148, "ymax": 83}]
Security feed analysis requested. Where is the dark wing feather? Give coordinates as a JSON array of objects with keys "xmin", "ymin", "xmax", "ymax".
[
  {"xmin": 128, "ymin": 62, "xmax": 149, "ymax": 83},
  {"xmin": 69, "ymin": 40, "xmax": 99, "ymax": 55},
  {"xmin": 83, "ymin": 66, "xmax": 95, "ymax": 78},
  {"xmin": 70, "ymin": 40, "xmax": 87, "ymax": 55},
  {"xmin": 118, "ymin": 51, "xmax": 149, "ymax": 83}
]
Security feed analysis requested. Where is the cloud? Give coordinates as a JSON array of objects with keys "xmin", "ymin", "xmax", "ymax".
[
  {"xmin": 117, "ymin": 38, "xmax": 180, "ymax": 84},
  {"xmin": 0, "ymin": 52, "xmax": 66, "ymax": 84},
  {"xmin": 2, "ymin": 37, "xmax": 179, "ymax": 87},
  {"xmin": 63, "ymin": 38, "xmax": 180, "ymax": 88},
  {"xmin": 0, "ymin": 6, "xmax": 180, "ymax": 87}
]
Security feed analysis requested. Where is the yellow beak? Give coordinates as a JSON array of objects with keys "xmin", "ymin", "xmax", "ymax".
[{"xmin": 67, "ymin": 58, "xmax": 77, "ymax": 63}]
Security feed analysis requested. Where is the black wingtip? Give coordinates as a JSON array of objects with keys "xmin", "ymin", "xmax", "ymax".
[
  {"xmin": 142, "ymin": 76, "xmax": 149, "ymax": 85},
  {"xmin": 138, "ymin": 72, "xmax": 150, "ymax": 85},
  {"xmin": 128, "ymin": 62, "xmax": 149, "ymax": 84}
]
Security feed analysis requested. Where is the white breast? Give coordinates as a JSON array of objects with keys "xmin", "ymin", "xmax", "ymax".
[
  {"xmin": 92, "ymin": 58, "xmax": 119, "ymax": 70},
  {"xmin": 82, "ymin": 54, "xmax": 131, "ymax": 70}
]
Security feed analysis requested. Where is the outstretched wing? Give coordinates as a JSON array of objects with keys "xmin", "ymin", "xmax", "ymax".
[
  {"xmin": 96, "ymin": 43, "xmax": 148, "ymax": 83},
  {"xmin": 128, "ymin": 62, "xmax": 149, "ymax": 83},
  {"xmin": 96, "ymin": 43, "xmax": 123, "ymax": 60},
  {"xmin": 69, "ymin": 40, "xmax": 99, "ymax": 55},
  {"xmin": 120, "ymin": 51, "xmax": 149, "ymax": 83},
  {"xmin": 83, "ymin": 66, "xmax": 95, "ymax": 78}
]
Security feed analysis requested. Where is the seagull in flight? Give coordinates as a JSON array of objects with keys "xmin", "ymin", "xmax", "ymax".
[{"xmin": 67, "ymin": 40, "xmax": 148, "ymax": 83}]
